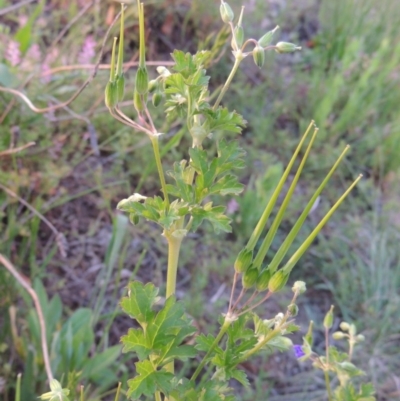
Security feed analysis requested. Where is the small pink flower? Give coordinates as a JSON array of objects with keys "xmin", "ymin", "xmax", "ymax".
[
  {"xmin": 77, "ymin": 35, "xmax": 96, "ymax": 64},
  {"xmin": 226, "ymin": 199, "xmax": 240, "ymax": 214},
  {"xmin": 5, "ymin": 40, "xmax": 21, "ymax": 66}
]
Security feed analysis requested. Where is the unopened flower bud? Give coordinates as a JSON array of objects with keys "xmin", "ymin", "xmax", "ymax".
[
  {"xmin": 105, "ymin": 81, "xmax": 118, "ymax": 108},
  {"xmin": 323, "ymin": 305, "xmax": 334, "ymax": 329},
  {"xmin": 133, "ymin": 90, "xmax": 144, "ymax": 113},
  {"xmin": 340, "ymin": 322, "xmax": 350, "ymax": 331},
  {"xmin": 157, "ymin": 66, "xmax": 171, "ymax": 77},
  {"xmin": 292, "ymin": 281, "xmax": 306, "ymax": 295},
  {"xmin": 116, "ymin": 73, "xmax": 125, "ymax": 101},
  {"xmin": 275, "ymin": 41, "xmax": 302, "ymax": 54},
  {"xmin": 135, "ymin": 66, "xmax": 149, "ymax": 95},
  {"xmin": 287, "ymin": 303, "xmax": 299, "ymax": 317},
  {"xmin": 332, "ymin": 331, "xmax": 346, "ymax": 340},
  {"xmin": 268, "ymin": 270, "xmax": 288, "ymax": 293},
  {"xmin": 258, "ymin": 26, "xmax": 279, "ymax": 47},
  {"xmin": 234, "ymin": 248, "xmax": 253, "ymax": 274},
  {"xmin": 148, "ymin": 79, "xmax": 158, "ymax": 93},
  {"xmin": 256, "ymin": 268, "xmax": 270, "ymax": 291},
  {"xmin": 355, "ymin": 334, "xmax": 365, "ymax": 342},
  {"xmin": 304, "ymin": 320, "xmax": 313, "ymax": 346},
  {"xmin": 129, "ymin": 213, "xmax": 139, "ymax": 225},
  {"xmin": 242, "ymin": 266, "xmax": 259, "ymax": 289},
  {"xmin": 252, "ymin": 45, "xmax": 265, "ymax": 68},
  {"xmin": 349, "ymin": 323, "xmax": 356, "ymax": 336},
  {"xmin": 220, "ymin": 1, "xmax": 234, "ymax": 24},
  {"xmin": 152, "ymin": 91, "xmax": 162, "ymax": 107},
  {"xmin": 233, "ymin": 25, "xmax": 244, "ymax": 49}
]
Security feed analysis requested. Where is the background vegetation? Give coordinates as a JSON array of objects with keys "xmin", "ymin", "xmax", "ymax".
[{"xmin": 0, "ymin": 0, "xmax": 399, "ymax": 400}]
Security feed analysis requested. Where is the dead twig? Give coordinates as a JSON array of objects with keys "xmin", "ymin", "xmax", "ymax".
[
  {"xmin": 0, "ymin": 183, "xmax": 67, "ymax": 258},
  {"xmin": 0, "ymin": 142, "xmax": 35, "ymax": 157},
  {"xmin": 0, "ymin": 253, "xmax": 54, "ymax": 383}
]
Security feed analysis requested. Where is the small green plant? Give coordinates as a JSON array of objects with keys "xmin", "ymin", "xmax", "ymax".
[
  {"xmin": 295, "ymin": 307, "xmax": 376, "ymax": 401},
  {"xmin": 31, "ymin": 1, "xmax": 374, "ymax": 399}
]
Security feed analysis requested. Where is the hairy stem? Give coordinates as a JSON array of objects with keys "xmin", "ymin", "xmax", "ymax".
[
  {"xmin": 151, "ymin": 136, "xmax": 170, "ymax": 208},
  {"xmin": 190, "ymin": 318, "xmax": 232, "ymax": 382},
  {"xmin": 324, "ymin": 371, "xmax": 333, "ymax": 401},
  {"xmin": 213, "ymin": 57, "xmax": 242, "ymax": 110}
]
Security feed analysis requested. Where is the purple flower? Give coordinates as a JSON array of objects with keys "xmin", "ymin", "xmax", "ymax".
[{"xmin": 293, "ymin": 344, "xmax": 305, "ymax": 359}]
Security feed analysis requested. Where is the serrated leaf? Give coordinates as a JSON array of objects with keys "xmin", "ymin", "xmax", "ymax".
[
  {"xmin": 127, "ymin": 360, "xmax": 174, "ymax": 399},
  {"xmin": 120, "ymin": 328, "xmax": 150, "ymax": 359},
  {"xmin": 167, "ymin": 162, "xmax": 195, "ymax": 202},
  {"xmin": 191, "ymin": 205, "xmax": 232, "ymax": 233},
  {"xmin": 195, "ymin": 333, "xmax": 223, "ymax": 355},
  {"xmin": 203, "ymin": 106, "xmax": 246, "ymax": 135},
  {"xmin": 120, "ymin": 282, "xmax": 158, "ymax": 325},
  {"xmin": 210, "ymin": 174, "xmax": 244, "ymax": 196}
]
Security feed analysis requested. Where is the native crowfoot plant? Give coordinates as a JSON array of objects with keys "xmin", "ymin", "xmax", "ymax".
[{"xmin": 38, "ymin": 1, "xmax": 373, "ymax": 400}]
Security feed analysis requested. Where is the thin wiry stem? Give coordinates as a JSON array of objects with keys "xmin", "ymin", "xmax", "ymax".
[{"xmin": 0, "ymin": 254, "xmax": 54, "ymax": 383}]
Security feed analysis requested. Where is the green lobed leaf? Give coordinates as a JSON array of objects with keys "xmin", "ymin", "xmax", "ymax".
[
  {"xmin": 191, "ymin": 203, "xmax": 232, "ymax": 233},
  {"xmin": 202, "ymin": 106, "xmax": 247, "ymax": 135},
  {"xmin": 120, "ymin": 281, "xmax": 159, "ymax": 325},
  {"xmin": 127, "ymin": 360, "xmax": 174, "ymax": 399}
]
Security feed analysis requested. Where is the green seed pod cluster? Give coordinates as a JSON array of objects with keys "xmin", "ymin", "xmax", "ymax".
[
  {"xmin": 255, "ymin": 268, "xmax": 270, "ymax": 291},
  {"xmin": 323, "ymin": 305, "xmax": 334, "ymax": 329},
  {"xmin": 135, "ymin": 66, "xmax": 149, "ymax": 95},
  {"xmin": 220, "ymin": 1, "xmax": 234, "ymax": 24},
  {"xmin": 268, "ymin": 270, "xmax": 288, "ymax": 293},
  {"xmin": 275, "ymin": 41, "xmax": 301, "ymax": 54},
  {"xmin": 234, "ymin": 248, "xmax": 253, "ymax": 274},
  {"xmin": 242, "ymin": 266, "xmax": 259, "ymax": 289},
  {"xmin": 105, "ymin": 81, "xmax": 118, "ymax": 109},
  {"xmin": 116, "ymin": 73, "xmax": 125, "ymax": 102},
  {"xmin": 252, "ymin": 45, "xmax": 265, "ymax": 69}
]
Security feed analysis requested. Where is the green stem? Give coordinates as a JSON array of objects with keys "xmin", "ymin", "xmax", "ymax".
[
  {"xmin": 165, "ymin": 235, "xmax": 182, "ymax": 299},
  {"xmin": 235, "ymin": 323, "xmax": 285, "ymax": 364},
  {"xmin": 213, "ymin": 57, "xmax": 242, "ymax": 110},
  {"xmin": 324, "ymin": 371, "xmax": 333, "ymax": 401},
  {"xmin": 150, "ymin": 136, "xmax": 170, "ymax": 208},
  {"xmin": 155, "ymin": 391, "xmax": 162, "ymax": 401},
  {"xmin": 190, "ymin": 318, "xmax": 232, "ymax": 382}
]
